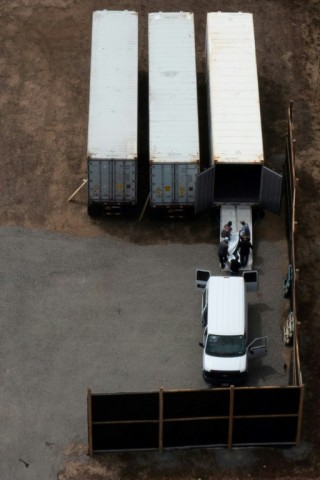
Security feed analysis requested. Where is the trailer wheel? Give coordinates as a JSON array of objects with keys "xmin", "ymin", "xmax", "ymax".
[
  {"xmin": 87, "ymin": 203, "xmax": 99, "ymax": 217},
  {"xmin": 122, "ymin": 204, "xmax": 137, "ymax": 217},
  {"xmin": 150, "ymin": 208, "xmax": 165, "ymax": 220}
]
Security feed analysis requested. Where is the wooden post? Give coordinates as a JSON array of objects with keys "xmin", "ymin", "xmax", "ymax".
[
  {"xmin": 138, "ymin": 192, "xmax": 150, "ymax": 223},
  {"xmin": 296, "ymin": 384, "xmax": 305, "ymax": 446},
  {"xmin": 87, "ymin": 388, "xmax": 93, "ymax": 456},
  {"xmin": 68, "ymin": 179, "xmax": 88, "ymax": 202},
  {"xmin": 289, "ymin": 99, "xmax": 293, "ymax": 120},
  {"xmin": 228, "ymin": 385, "xmax": 235, "ymax": 448},
  {"xmin": 312, "ymin": 56, "xmax": 320, "ymax": 104},
  {"xmin": 159, "ymin": 387, "xmax": 164, "ymax": 452}
]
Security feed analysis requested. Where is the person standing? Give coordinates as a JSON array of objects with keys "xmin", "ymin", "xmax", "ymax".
[
  {"xmin": 239, "ymin": 220, "xmax": 250, "ymax": 240},
  {"xmin": 218, "ymin": 237, "xmax": 229, "ymax": 269},
  {"xmin": 237, "ymin": 237, "xmax": 253, "ymax": 268},
  {"xmin": 229, "ymin": 255, "xmax": 241, "ymax": 275},
  {"xmin": 221, "ymin": 221, "xmax": 232, "ymax": 239}
]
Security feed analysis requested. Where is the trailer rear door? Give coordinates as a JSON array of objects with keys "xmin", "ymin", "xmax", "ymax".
[
  {"xmin": 195, "ymin": 166, "xmax": 215, "ymax": 214},
  {"xmin": 260, "ymin": 166, "xmax": 282, "ymax": 214}
]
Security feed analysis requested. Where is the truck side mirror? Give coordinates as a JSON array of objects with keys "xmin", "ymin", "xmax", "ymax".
[
  {"xmin": 243, "ymin": 270, "xmax": 259, "ymax": 292},
  {"xmin": 199, "ymin": 342, "xmax": 204, "ymax": 348},
  {"xmin": 196, "ymin": 269, "xmax": 211, "ymax": 289}
]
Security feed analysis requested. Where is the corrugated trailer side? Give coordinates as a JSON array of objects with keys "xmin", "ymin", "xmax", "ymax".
[
  {"xmin": 148, "ymin": 12, "xmax": 200, "ymax": 215},
  {"xmin": 87, "ymin": 10, "xmax": 138, "ymax": 215}
]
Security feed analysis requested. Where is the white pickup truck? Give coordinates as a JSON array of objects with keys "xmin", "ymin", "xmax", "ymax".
[{"xmin": 196, "ymin": 272, "xmax": 268, "ymax": 386}]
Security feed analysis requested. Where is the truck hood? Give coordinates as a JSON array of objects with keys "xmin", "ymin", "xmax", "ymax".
[{"xmin": 203, "ymin": 353, "xmax": 247, "ymax": 373}]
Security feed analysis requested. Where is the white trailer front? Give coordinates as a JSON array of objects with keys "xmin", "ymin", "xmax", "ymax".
[
  {"xmin": 87, "ymin": 10, "xmax": 138, "ymax": 215},
  {"xmin": 196, "ymin": 12, "xmax": 282, "ymax": 216},
  {"xmin": 149, "ymin": 12, "xmax": 200, "ymax": 215}
]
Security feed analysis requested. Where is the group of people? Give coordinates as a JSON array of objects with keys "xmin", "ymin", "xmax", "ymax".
[{"xmin": 218, "ymin": 220, "xmax": 253, "ymax": 271}]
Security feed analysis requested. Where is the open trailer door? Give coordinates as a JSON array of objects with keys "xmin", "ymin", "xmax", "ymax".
[
  {"xmin": 259, "ymin": 166, "xmax": 283, "ymax": 214},
  {"xmin": 195, "ymin": 166, "xmax": 215, "ymax": 214}
]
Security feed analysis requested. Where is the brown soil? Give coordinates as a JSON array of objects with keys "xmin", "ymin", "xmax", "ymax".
[{"xmin": 1, "ymin": 0, "xmax": 320, "ymax": 478}]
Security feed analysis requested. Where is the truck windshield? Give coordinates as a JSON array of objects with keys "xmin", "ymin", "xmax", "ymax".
[{"xmin": 205, "ymin": 334, "xmax": 246, "ymax": 357}]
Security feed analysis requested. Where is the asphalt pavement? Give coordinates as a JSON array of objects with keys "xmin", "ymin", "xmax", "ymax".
[{"xmin": 0, "ymin": 215, "xmax": 290, "ymax": 479}]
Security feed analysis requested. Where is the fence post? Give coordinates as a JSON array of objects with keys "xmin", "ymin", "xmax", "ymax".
[
  {"xmin": 87, "ymin": 388, "xmax": 93, "ymax": 456},
  {"xmin": 296, "ymin": 384, "xmax": 305, "ymax": 445},
  {"xmin": 159, "ymin": 387, "xmax": 164, "ymax": 452},
  {"xmin": 228, "ymin": 385, "xmax": 235, "ymax": 448}
]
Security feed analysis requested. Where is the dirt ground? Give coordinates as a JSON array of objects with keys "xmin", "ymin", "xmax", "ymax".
[{"xmin": 1, "ymin": 0, "xmax": 320, "ymax": 478}]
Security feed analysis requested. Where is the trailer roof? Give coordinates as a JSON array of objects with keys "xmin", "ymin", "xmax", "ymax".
[
  {"xmin": 207, "ymin": 12, "xmax": 264, "ymax": 164},
  {"xmin": 87, "ymin": 10, "xmax": 138, "ymax": 160},
  {"xmin": 149, "ymin": 12, "xmax": 199, "ymax": 164}
]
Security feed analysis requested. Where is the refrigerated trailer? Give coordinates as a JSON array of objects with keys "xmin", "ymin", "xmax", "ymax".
[
  {"xmin": 149, "ymin": 12, "xmax": 200, "ymax": 215},
  {"xmin": 196, "ymin": 12, "xmax": 283, "ymax": 269},
  {"xmin": 196, "ymin": 12, "xmax": 282, "ymax": 217},
  {"xmin": 87, "ymin": 10, "xmax": 138, "ymax": 216}
]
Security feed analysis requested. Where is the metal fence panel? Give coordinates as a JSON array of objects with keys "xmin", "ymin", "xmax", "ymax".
[
  {"xmin": 164, "ymin": 419, "xmax": 228, "ymax": 448},
  {"xmin": 92, "ymin": 422, "xmax": 159, "ymax": 451},
  {"xmin": 233, "ymin": 417, "xmax": 298, "ymax": 445},
  {"xmin": 234, "ymin": 387, "xmax": 301, "ymax": 416},
  {"xmin": 92, "ymin": 392, "xmax": 159, "ymax": 422},
  {"xmin": 163, "ymin": 389, "xmax": 229, "ymax": 418}
]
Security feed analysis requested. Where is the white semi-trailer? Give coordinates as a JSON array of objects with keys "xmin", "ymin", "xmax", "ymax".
[
  {"xmin": 196, "ymin": 12, "xmax": 282, "ymax": 268},
  {"xmin": 149, "ymin": 12, "xmax": 200, "ymax": 216},
  {"xmin": 87, "ymin": 10, "xmax": 138, "ymax": 216}
]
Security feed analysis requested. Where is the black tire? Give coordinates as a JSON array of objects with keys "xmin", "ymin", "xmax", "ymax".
[{"xmin": 87, "ymin": 203, "xmax": 99, "ymax": 217}]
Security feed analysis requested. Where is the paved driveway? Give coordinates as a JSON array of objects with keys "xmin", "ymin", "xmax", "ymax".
[{"xmin": 0, "ymin": 212, "xmax": 289, "ymax": 479}]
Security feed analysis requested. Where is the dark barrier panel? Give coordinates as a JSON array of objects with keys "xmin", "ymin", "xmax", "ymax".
[
  {"xmin": 92, "ymin": 422, "xmax": 159, "ymax": 451},
  {"xmin": 89, "ymin": 386, "xmax": 303, "ymax": 452},
  {"xmin": 234, "ymin": 387, "xmax": 300, "ymax": 416},
  {"xmin": 164, "ymin": 389, "xmax": 229, "ymax": 418},
  {"xmin": 164, "ymin": 419, "xmax": 228, "ymax": 448},
  {"xmin": 92, "ymin": 392, "xmax": 159, "ymax": 422},
  {"xmin": 233, "ymin": 417, "xmax": 298, "ymax": 445}
]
